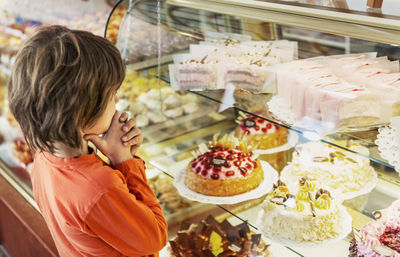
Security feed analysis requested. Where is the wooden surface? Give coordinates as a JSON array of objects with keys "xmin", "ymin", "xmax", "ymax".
[{"xmin": 0, "ymin": 175, "xmax": 58, "ymax": 257}]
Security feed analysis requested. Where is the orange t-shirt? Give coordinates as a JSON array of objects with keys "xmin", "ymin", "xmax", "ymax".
[{"xmin": 31, "ymin": 150, "xmax": 168, "ymax": 257}]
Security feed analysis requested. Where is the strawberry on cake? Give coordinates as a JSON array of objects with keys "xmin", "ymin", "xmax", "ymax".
[
  {"xmin": 185, "ymin": 134, "xmax": 263, "ymax": 196},
  {"xmin": 235, "ymin": 113, "xmax": 288, "ymax": 150}
]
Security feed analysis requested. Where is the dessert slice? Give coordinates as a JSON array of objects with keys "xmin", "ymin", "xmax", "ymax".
[{"xmin": 349, "ymin": 200, "xmax": 400, "ymax": 257}]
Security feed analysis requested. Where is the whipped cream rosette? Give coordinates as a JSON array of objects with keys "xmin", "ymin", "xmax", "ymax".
[
  {"xmin": 281, "ymin": 140, "xmax": 377, "ymax": 200},
  {"xmin": 257, "ymin": 178, "xmax": 352, "ymax": 245}
]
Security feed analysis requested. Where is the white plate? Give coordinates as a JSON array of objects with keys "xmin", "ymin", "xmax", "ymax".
[{"xmin": 173, "ymin": 161, "xmax": 279, "ymax": 204}]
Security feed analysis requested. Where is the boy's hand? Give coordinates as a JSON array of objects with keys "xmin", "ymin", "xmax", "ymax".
[
  {"xmin": 118, "ymin": 112, "xmax": 143, "ymax": 156},
  {"xmin": 84, "ymin": 111, "xmax": 132, "ymax": 166}
]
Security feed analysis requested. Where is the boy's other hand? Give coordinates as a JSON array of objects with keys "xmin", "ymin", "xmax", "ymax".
[
  {"xmin": 118, "ymin": 112, "xmax": 143, "ymax": 156},
  {"xmin": 84, "ymin": 111, "xmax": 132, "ymax": 166}
]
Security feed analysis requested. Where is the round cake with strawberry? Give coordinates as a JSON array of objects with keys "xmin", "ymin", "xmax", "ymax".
[
  {"xmin": 185, "ymin": 134, "xmax": 263, "ymax": 196},
  {"xmin": 235, "ymin": 113, "xmax": 287, "ymax": 150}
]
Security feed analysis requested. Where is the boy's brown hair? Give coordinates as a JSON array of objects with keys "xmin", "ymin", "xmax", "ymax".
[{"xmin": 8, "ymin": 25, "xmax": 125, "ymax": 153}]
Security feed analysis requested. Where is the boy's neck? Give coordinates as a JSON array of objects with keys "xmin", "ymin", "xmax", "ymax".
[{"xmin": 52, "ymin": 141, "xmax": 90, "ymax": 158}]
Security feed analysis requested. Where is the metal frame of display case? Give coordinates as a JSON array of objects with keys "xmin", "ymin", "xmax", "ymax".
[
  {"xmin": 166, "ymin": 0, "xmax": 400, "ymax": 45},
  {"xmin": 0, "ymin": 160, "xmax": 38, "ymax": 212}
]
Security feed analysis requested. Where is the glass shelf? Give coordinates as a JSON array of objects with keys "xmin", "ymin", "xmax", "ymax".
[
  {"xmin": 158, "ymin": 72, "xmax": 398, "ymax": 174},
  {"xmin": 110, "ymin": 1, "xmax": 400, "ymax": 255}
]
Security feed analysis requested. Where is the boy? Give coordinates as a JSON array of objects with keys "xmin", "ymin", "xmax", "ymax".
[{"xmin": 8, "ymin": 25, "xmax": 168, "ymax": 257}]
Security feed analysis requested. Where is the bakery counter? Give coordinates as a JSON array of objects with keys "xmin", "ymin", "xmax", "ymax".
[{"xmin": 149, "ymin": 117, "xmax": 400, "ymax": 257}]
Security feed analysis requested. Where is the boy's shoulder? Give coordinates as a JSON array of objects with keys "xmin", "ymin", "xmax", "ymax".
[
  {"xmin": 34, "ymin": 151, "xmax": 127, "ymax": 198},
  {"xmin": 72, "ymin": 154, "xmax": 127, "ymax": 193}
]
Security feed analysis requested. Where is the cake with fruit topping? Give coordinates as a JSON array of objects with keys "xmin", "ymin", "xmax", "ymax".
[
  {"xmin": 169, "ymin": 215, "xmax": 271, "ymax": 257},
  {"xmin": 349, "ymin": 217, "xmax": 400, "ymax": 256},
  {"xmin": 258, "ymin": 178, "xmax": 352, "ymax": 244},
  {"xmin": 186, "ymin": 134, "xmax": 263, "ymax": 196},
  {"xmin": 349, "ymin": 199, "xmax": 400, "ymax": 257},
  {"xmin": 235, "ymin": 113, "xmax": 288, "ymax": 150},
  {"xmin": 281, "ymin": 140, "xmax": 377, "ymax": 199}
]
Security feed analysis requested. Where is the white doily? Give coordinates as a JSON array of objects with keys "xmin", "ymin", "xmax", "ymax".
[
  {"xmin": 256, "ymin": 205, "xmax": 352, "ymax": 247},
  {"xmin": 376, "ymin": 126, "xmax": 400, "ymax": 174},
  {"xmin": 173, "ymin": 161, "xmax": 279, "ymax": 204}
]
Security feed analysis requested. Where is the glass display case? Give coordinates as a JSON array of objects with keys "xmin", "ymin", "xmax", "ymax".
[
  {"xmin": 0, "ymin": 0, "xmax": 400, "ymax": 256},
  {"xmin": 109, "ymin": 0, "xmax": 400, "ymax": 256}
]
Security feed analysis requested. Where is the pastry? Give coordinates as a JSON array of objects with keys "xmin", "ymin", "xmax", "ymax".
[
  {"xmin": 12, "ymin": 138, "xmax": 33, "ymax": 166},
  {"xmin": 170, "ymin": 38, "xmax": 297, "ymax": 92},
  {"xmin": 349, "ymin": 200, "xmax": 400, "ymax": 257},
  {"xmin": 281, "ymin": 140, "xmax": 377, "ymax": 199},
  {"xmin": 258, "ymin": 178, "xmax": 352, "ymax": 244},
  {"xmin": 169, "ymin": 215, "xmax": 271, "ymax": 257},
  {"xmin": 182, "ymin": 102, "xmax": 199, "ymax": 114},
  {"xmin": 272, "ymin": 53, "xmax": 400, "ymax": 130},
  {"xmin": 235, "ymin": 113, "xmax": 288, "ymax": 150},
  {"xmin": 185, "ymin": 134, "xmax": 263, "ymax": 196},
  {"xmin": 149, "ymin": 174, "xmax": 195, "ymax": 214},
  {"xmin": 164, "ymin": 107, "xmax": 183, "ymax": 118}
]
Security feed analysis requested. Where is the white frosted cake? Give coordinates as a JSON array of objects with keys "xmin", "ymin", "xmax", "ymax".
[
  {"xmin": 281, "ymin": 140, "xmax": 377, "ymax": 199},
  {"xmin": 258, "ymin": 178, "xmax": 352, "ymax": 244}
]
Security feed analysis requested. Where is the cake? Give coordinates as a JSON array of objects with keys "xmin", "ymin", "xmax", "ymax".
[
  {"xmin": 235, "ymin": 113, "xmax": 288, "ymax": 150},
  {"xmin": 169, "ymin": 58, "xmax": 220, "ymax": 90},
  {"xmin": 349, "ymin": 200, "xmax": 400, "ymax": 257},
  {"xmin": 272, "ymin": 53, "xmax": 400, "ymax": 130},
  {"xmin": 169, "ymin": 35, "xmax": 297, "ymax": 92},
  {"xmin": 281, "ymin": 140, "xmax": 377, "ymax": 199},
  {"xmin": 169, "ymin": 215, "xmax": 271, "ymax": 257},
  {"xmin": 185, "ymin": 134, "xmax": 263, "ymax": 196},
  {"xmin": 258, "ymin": 178, "xmax": 352, "ymax": 244}
]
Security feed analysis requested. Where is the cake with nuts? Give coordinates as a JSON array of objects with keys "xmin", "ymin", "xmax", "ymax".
[
  {"xmin": 185, "ymin": 134, "xmax": 263, "ymax": 196},
  {"xmin": 281, "ymin": 140, "xmax": 377, "ymax": 199},
  {"xmin": 258, "ymin": 178, "xmax": 352, "ymax": 244}
]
